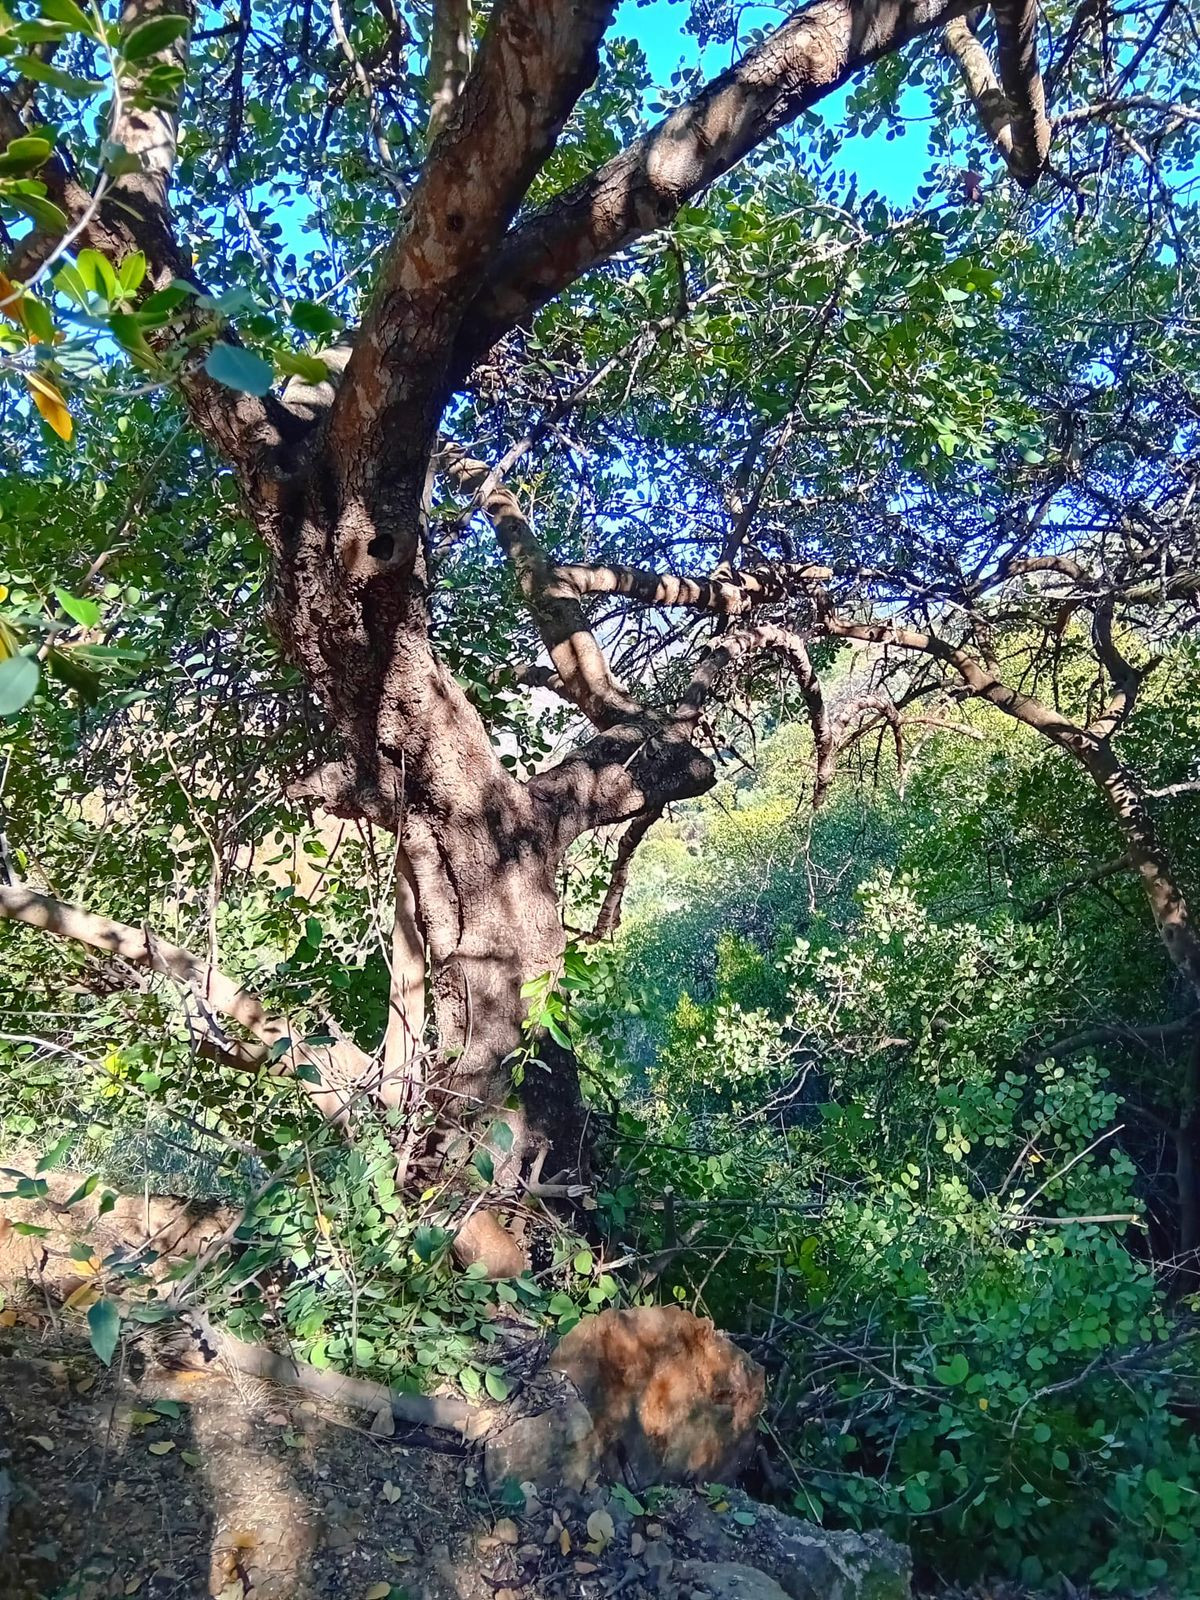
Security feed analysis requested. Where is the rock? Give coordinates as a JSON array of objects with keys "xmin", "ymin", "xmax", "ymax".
[
  {"xmin": 451, "ymin": 1211, "xmax": 526, "ymax": 1278},
  {"xmin": 483, "ymin": 1398, "xmax": 602, "ymax": 1493},
  {"xmin": 674, "ymin": 1562, "xmax": 792, "ymax": 1600},
  {"xmin": 550, "ymin": 1307, "xmax": 764, "ymax": 1486},
  {"xmin": 670, "ymin": 1488, "xmax": 911, "ymax": 1600}
]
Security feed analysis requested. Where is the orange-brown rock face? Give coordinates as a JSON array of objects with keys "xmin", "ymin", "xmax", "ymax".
[{"xmin": 550, "ymin": 1306, "xmax": 765, "ymax": 1486}]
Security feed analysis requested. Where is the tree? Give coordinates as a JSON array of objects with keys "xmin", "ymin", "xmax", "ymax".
[{"xmin": 0, "ymin": 0, "xmax": 1195, "ymax": 1259}]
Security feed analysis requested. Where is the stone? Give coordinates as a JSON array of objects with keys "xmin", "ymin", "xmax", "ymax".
[
  {"xmin": 483, "ymin": 1399, "xmax": 602, "ymax": 1493},
  {"xmin": 673, "ymin": 1563, "xmax": 791, "ymax": 1600},
  {"xmin": 451, "ymin": 1211, "xmax": 526, "ymax": 1278},
  {"xmin": 669, "ymin": 1488, "xmax": 911, "ymax": 1600},
  {"xmin": 550, "ymin": 1307, "xmax": 765, "ymax": 1486}
]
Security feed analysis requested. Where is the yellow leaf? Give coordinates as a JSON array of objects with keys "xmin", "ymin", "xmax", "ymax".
[
  {"xmin": 364, "ymin": 1586, "xmax": 392, "ymax": 1600},
  {"xmin": 315, "ymin": 1210, "xmax": 331, "ymax": 1238},
  {"xmin": 24, "ymin": 371, "xmax": 72, "ymax": 441},
  {"xmin": 0, "ymin": 272, "xmax": 26, "ymax": 331},
  {"xmin": 558, "ymin": 1527, "xmax": 571, "ymax": 1556},
  {"xmin": 147, "ymin": 1440, "xmax": 175, "ymax": 1455},
  {"xmin": 0, "ymin": 584, "xmax": 8, "ymax": 603},
  {"xmin": 0, "ymin": 1309, "xmax": 17, "ymax": 1328},
  {"xmin": 64, "ymin": 1281, "xmax": 101, "ymax": 1311}
]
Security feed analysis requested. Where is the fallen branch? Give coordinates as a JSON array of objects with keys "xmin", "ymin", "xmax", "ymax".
[{"xmin": 181, "ymin": 1308, "xmax": 493, "ymax": 1441}]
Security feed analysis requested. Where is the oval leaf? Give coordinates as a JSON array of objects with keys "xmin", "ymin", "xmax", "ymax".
[
  {"xmin": 0, "ymin": 653, "xmax": 39, "ymax": 715},
  {"xmin": 204, "ymin": 343, "xmax": 273, "ymax": 396},
  {"xmin": 120, "ymin": 13, "xmax": 190, "ymax": 61},
  {"xmin": 87, "ymin": 1298, "xmax": 120, "ymax": 1366}
]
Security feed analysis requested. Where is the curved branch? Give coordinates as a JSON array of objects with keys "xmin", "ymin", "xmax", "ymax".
[
  {"xmin": 0, "ymin": 882, "xmax": 370, "ymax": 1124},
  {"xmin": 453, "ymin": 0, "xmax": 977, "ymax": 370},
  {"xmin": 586, "ymin": 804, "xmax": 664, "ymax": 941},
  {"xmin": 441, "ymin": 447, "xmax": 641, "ymax": 728}
]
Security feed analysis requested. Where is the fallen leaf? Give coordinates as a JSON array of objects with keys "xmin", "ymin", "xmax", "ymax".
[
  {"xmin": 558, "ymin": 1527, "xmax": 571, "ymax": 1556},
  {"xmin": 586, "ymin": 1510, "xmax": 614, "ymax": 1553},
  {"xmin": 146, "ymin": 1440, "xmax": 175, "ymax": 1455},
  {"xmin": 63, "ymin": 1280, "xmax": 101, "ymax": 1311},
  {"xmin": 0, "ymin": 1309, "xmax": 17, "ymax": 1328},
  {"xmin": 75, "ymin": 1373, "xmax": 95, "ymax": 1393},
  {"xmin": 575, "ymin": 1560, "xmax": 599, "ymax": 1574},
  {"xmin": 381, "ymin": 1481, "xmax": 403, "ymax": 1505},
  {"xmin": 130, "ymin": 1411, "xmax": 159, "ymax": 1426},
  {"xmin": 181, "ymin": 1451, "xmax": 201, "ymax": 1468},
  {"xmin": 630, "ymin": 1532, "xmax": 646, "ymax": 1557},
  {"xmin": 27, "ymin": 1435, "xmax": 54, "ymax": 1452},
  {"xmin": 364, "ymin": 1585, "xmax": 392, "ymax": 1600},
  {"xmin": 124, "ymin": 1577, "xmax": 143, "ymax": 1594},
  {"xmin": 493, "ymin": 1518, "xmax": 519, "ymax": 1545}
]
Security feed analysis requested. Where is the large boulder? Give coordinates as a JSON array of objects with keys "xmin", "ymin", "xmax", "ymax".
[{"xmin": 550, "ymin": 1306, "xmax": 765, "ymax": 1486}]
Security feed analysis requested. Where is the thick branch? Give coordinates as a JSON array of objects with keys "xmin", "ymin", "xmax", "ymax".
[
  {"xmin": 550, "ymin": 559, "xmax": 832, "ymax": 614},
  {"xmin": 427, "ymin": 0, "xmax": 472, "ymax": 140},
  {"xmin": 942, "ymin": 13, "xmax": 1027, "ymax": 175},
  {"xmin": 328, "ymin": 0, "xmax": 617, "ymax": 480},
  {"xmin": 453, "ymin": 0, "xmax": 976, "ymax": 369},
  {"xmin": 990, "ymin": 0, "xmax": 1051, "ymax": 186}
]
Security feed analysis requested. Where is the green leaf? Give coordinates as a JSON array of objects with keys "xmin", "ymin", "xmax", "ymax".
[
  {"xmin": 0, "ymin": 135, "xmax": 52, "ymax": 176},
  {"xmin": 119, "ymin": 13, "xmax": 189, "ymax": 61},
  {"xmin": 108, "ymin": 312, "xmax": 158, "ymax": 367},
  {"xmin": 151, "ymin": 1399, "xmax": 181, "ymax": 1418},
  {"xmin": 904, "ymin": 1479, "xmax": 932, "ymax": 1513},
  {"xmin": 276, "ymin": 348, "xmax": 329, "ymax": 385},
  {"xmin": 64, "ymin": 1172, "xmax": 99, "ymax": 1206},
  {"xmin": 10, "ymin": 56, "xmax": 102, "ymax": 95},
  {"xmin": 76, "ymin": 248, "xmax": 118, "ymax": 301},
  {"xmin": 55, "ymin": 588, "xmax": 101, "ymax": 628},
  {"xmin": 87, "ymin": 1299, "xmax": 120, "ymax": 1366},
  {"xmin": 934, "ymin": 1351, "xmax": 970, "ymax": 1386},
  {"xmin": 35, "ymin": 1133, "xmax": 73, "ymax": 1172},
  {"xmin": 484, "ymin": 1370, "xmax": 511, "ymax": 1402},
  {"xmin": 304, "ymin": 916, "xmax": 323, "ymax": 947},
  {"xmin": 573, "ymin": 1249, "xmax": 594, "ymax": 1274},
  {"xmin": 0, "ymin": 653, "xmax": 39, "ymax": 715},
  {"xmin": 204, "ymin": 343, "xmax": 273, "ymax": 396},
  {"xmin": 41, "ymin": 0, "xmax": 99, "ymax": 37},
  {"xmin": 290, "ymin": 300, "xmax": 341, "ymax": 340},
  {"xmin": 6, "ymin": 190, "xmax": 68, "ymax": 232},
  {"xmin": 118, "ymin": 251, "xmax": 148, "ymax": 294}
]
